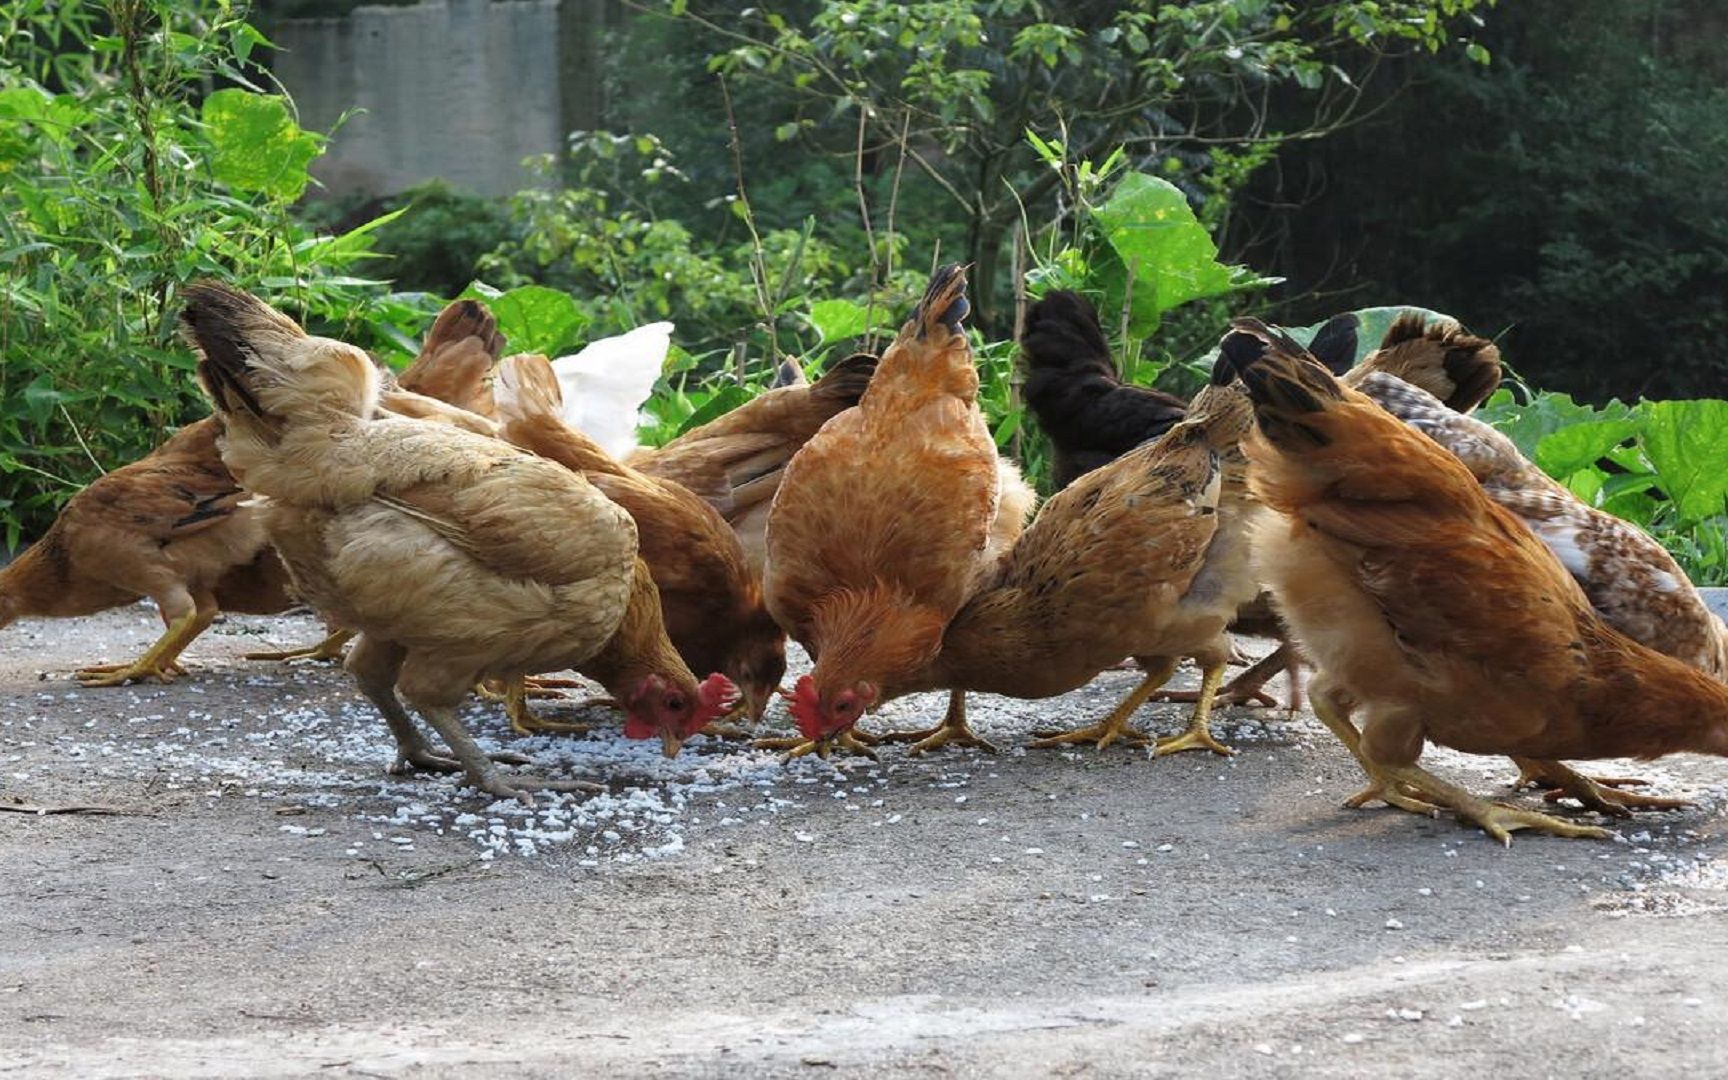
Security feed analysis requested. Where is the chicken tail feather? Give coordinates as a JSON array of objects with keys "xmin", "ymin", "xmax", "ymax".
[
  {"xmin": 180, "ymin": 281, "xmax": 305, "ymax": 425},
  {"xmin": 913, "ymin": 263, "xmax": 969, "ymax": 339},
  {"xmin": 493, "ymin": 353, "xmax": 564, "ymax": 424}
]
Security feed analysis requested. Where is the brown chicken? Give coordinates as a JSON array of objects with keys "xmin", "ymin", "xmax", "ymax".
[
  {"xmin": 1226, "ymin": 320, "xmax": 1728, "ymax": 843},
  {"xmin": 881, "ymin": 365, "xmax": 1254, "ymax": 756},
  {"xmin": 630, "ymin": 352, "xmax": 878, "ymax": 574},
  {"xmin": 1197, "ymin": 311, "xmax": 1507, "ymax": 707},
  {"xmin": 490, "ymin": 353, "xmax": 776, "ymax": 734},
  {"xmin": 180, "ymin": 282, "xmax": 724, "ymax": 802},
  {"xmin": 392, "ymin": 298, "xmax": 504, "ymax": 421},
  {"xmin": 763, "ymin": 265, "xmax": 1001, "ymax": 755},
  {"xmin": 0, "ymin": 416, "xmax": 287, "ymax": 685}
]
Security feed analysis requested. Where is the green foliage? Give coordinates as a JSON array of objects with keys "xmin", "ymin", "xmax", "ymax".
[
  {"xmin": 0, "ymin": 0, "xmax": 402, "ymax": 547},
  {"xmin": 1476, "ymin": 389, "xmax": 1728, "ymax": 583},
  {"xmin": 673, "ymin": 0, "xmax": 1493, "ymax": 327}
]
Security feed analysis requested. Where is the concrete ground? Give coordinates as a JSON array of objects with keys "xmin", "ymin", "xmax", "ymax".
[{"xmin": 3, "ymin": 607, "xmax": 1728, "ymax": 1078}]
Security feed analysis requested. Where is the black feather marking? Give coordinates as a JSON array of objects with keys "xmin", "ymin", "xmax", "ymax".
[
  {"xmin": 180, "ymin": 282, "xmax": 268, "ymax": 420},
  {"xmin": 1307, "ymin": 313, "xmax": 1360, "ymax": 374},
  {"xmin": 1377, "ymin": 310, "xmax": 1431, "ymax": 350},
  {"xmin": 771, "ymin": 358, "xmax": 805, "ymax": 389},
  {"xmin": 1216, "ymin": 330, "xmax": 1267, "ymax": 381},
  {"xmin": 811, "ymin": 352, "xmax": 878, "ymax": 405},
  {"xmin": 1019, "ymin": 290, "xmax": 1186, "ymax": 488}
]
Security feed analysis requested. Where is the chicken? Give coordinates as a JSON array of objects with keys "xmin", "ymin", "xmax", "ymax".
[
  {"xmin": 1358, "ymin": 372, "xmax": 1728, "ymax": 683},
  {"xmin": 180, "ymin": 281, "xmax": 712, "ymax": 802},
  {"xmin": 1020, "ymin": 291, "xmax": 1187, "ymax": 488},
  {"xmin": 762, "ymin": 265, "xmax": 1000, "ymax": 756},
  {"xmin": 880, "ymin": 362, "xmax": 1254, "ymax": 757},
  {"xmin": 1224, "ymin": 320, "xmax": 1726, "ymax": 842},
  {"xmin": 1337, "ymin": 311, "xmax": 1502, "ymax": 412},
  {"xmin": 630, "ymin": 352, "xmax": 879, "ymax": 574},
  {"xmin": 1198, "ymin": 310, "xmax": 1505, "ymax": 706},
  {"xmin": 0, "ymin": 416, "xmax": 282, "ymax": 685},
  {"xmin": 490, "ymin": 352, "xmax": 774, "ymax": 732},
  {"xmin": 394, "ymin": 298, "xmax": 505, "ymax": 419},
  {"xmin": 1020, "ymin": 293, "xmax": 1357, "ymax": 715}
]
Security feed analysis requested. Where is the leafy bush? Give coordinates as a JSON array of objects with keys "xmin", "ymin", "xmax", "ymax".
[{"xmin": 0, "ymin": 0, "xmax": 404, "ymax": 547}]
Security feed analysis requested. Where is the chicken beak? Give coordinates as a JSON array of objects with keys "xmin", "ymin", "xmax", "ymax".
[{"xmin": 661, "ymin": 730, "xmax": 683, "ymax": 759}]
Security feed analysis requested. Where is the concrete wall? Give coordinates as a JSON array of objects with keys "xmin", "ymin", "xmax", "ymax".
[{"xmin": 274, "ymin": 0, "xmax": 586, "ymax": 199}]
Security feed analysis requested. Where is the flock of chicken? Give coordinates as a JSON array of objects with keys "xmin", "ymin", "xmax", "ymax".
[{"xmin": 7, "ymin": 265, "xmax": 1728, "ymax": 844}]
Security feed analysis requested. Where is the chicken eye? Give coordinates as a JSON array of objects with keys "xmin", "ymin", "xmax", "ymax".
[{"xmin": 665, "ymin": 694, "xmax": 688, "ymax": 711}]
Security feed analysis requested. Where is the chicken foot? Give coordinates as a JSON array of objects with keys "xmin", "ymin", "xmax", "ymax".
[
  {"xmin": 875, "ymin": 691, "xmax": 998, "ymax": 755},
  {"xmin": 348, "ymin": 636, "xmax": 531, "ymax": 780},
  {"xmin": 76, "ymin": 608, "xmax": 211, "ymax": 687},
  {"xmin": 755, "ymin": 728, "xmax": 881, "ymax": 761},
  {"xmin": 1152, "ymin": 662, "xmax": 1235, "ymax": 757},
  {"xmin": 497, "ymin": 675, "xmax": 599, "ymax": 737},
  {"xmin": 1029, "ymin": 658, "xmax": 1178, "ymax": 751},
  {"xmin": 1150, "ymin": 645, "xmax": 1300, "ymax": 711},
  {"xmin": 245, "ymin": 629, "xmax": 355, "ymax": 664},
  {"xmin": 1362, "ymin": 761, "xmax": 1612, "ymax": 844},
  {"xmin": 414, "ymin": 702, "xmax": 601, "ymax": 806},
  {"xmin": 1510, "ymin": 758, "xmax": 1692, "ymax": 817},
  {"xmin": 1309, "ymin": 690, "xmax": 1446, "ymax": 817}
]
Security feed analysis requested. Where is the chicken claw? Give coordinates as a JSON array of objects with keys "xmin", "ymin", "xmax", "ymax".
[
  {"xmin": 755, "ymin": 729, "xmax": 880, "ymax": 761},
  {"xmin": 876, "ymin": 692, "xmax": 998, "ymax": 755},
  {"xmin": 245, "ymin": 629, "xmax": 354, "ymax": 664},
  {"xmin": 1513, "ymin": 759, "xmax": 1692, "ymax": 817},
  {"xmin": 1030, "ymin": 661, "xmax": 1174, "ymax": 751},
  {"xmin": 1152, "ymin": 663, "xmax": 1236, "ymax": 758},
  {"xmin": 75, "ymin": 611, "xmax": 203, "ymax": 686},
  {"xmin": 1371, "ymin": 762, "xmax": 1612, "ymax": 845}
]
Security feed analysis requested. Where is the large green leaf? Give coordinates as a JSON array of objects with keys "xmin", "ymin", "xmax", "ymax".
[
  {"xmin": 805, "ymin": 298, "xmax": 892, "ymax": 344},
  {"xmin": 675, "ymin": 384, "xmax": 753, "ymax": 436},
  {"xmin": 1475, "ymin": 389, "xmax": 1636, "ymax": 463},
  {"xmin": 460, "ymin": 284, "xmax": 589, "ymax": 356},
  {"xmin": 202, "ymin": 89, "xmax": 323, "ymax": 200},
  {"xmin": 1533, "ymin": 415, "xmax": 1643, "ymax": 478},
  {"xmin": 1090, "ymin": 172, "xmax": 1263, "ymax": 337},
  {"xmin": 1641, "ymin": 399, "xmax": 1728, "ymax": 522}
]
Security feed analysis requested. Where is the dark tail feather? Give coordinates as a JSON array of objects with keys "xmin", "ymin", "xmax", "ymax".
[
  {"xmin": 1306, "ymin": 313, "xmax": 1360, "ymax": 374},
  {"xmin": 771, "ymin": 357, "xmax": 808, "ymax": 388},
  {"xmin": 811, "ymin": 352, "xmax": 878, "ymax": 406},
  {"xmin": 180, "ymin": 281, "xmax": 276, "ymax": 421},
  {"xmin": 1020, "ymin": 291, "xmax": 1112, "ymax": 375},
  {"xmin": 913, "ymin": 263, "xmax": 969, "ymax": 336},
  {"xmin": 1219, "ymin": 320, "xmax": 1347, "ymax": 451}
]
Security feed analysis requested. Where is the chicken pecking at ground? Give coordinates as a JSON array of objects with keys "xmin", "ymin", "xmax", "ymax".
[
  {"xmin": 880, "ymin": 356, "xmax": 1256, "ymax": 757},
  {"xmin": 1019, "ymin": 291, "xmax": 1359, "ymax": 716},
  {"xmin": 0, "ymin": 415, "xmax": 292, "ymax": 686},
  {"xmin": 179, "ymin": 281, "xmax": 731, "ymax": 802},
  {"xmin": 630, "ymin": 353, "xmax": 879, "ymax": 576},
  {"xmin": 761, "ymin": 264, "xmax": 1002, "ymax": 757},
  {"xmin": 490, "ymin": 352, "xmax": 771, "ymax": 738},
  {"xmin": 1224, "ymin": 319, "xmax": 1728, "ymax": 843}
]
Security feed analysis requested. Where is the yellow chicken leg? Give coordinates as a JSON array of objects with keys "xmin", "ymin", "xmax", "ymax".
[
  {"xmin": 497, "ymin": 675, "xmax": 599, "ymax": 737},
  {"xmin": 76, "ymin": 610, "xmax": 208, "ymax": 687},
  {"xmin": 245, "ymin": 629, "xmax": 354, "ymax": 663},
  {"xmin": 1152, "ymin": 662, "xmax": 1236, "ymax": 757},
  {"xmin": 1368, "ymin": 761, "xmax": 1612, "ymax": 844},
  {"xmin": 1030, "ymin": 659, "xmax": 1178, "ymax": 751},
  {"xmin": 1511, "ymin": 758, "xmax": 1692, "ymax": 817},
  {"xmin": 876, "ymin": 691, "xmax": 998, "ymax": 755}
]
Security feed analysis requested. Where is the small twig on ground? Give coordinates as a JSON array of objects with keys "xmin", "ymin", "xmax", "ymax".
[{"xmin": 0, "ymin": 802, "xmax": 152, "ymax": 817}]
